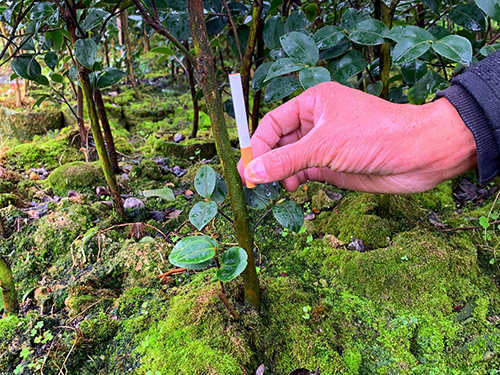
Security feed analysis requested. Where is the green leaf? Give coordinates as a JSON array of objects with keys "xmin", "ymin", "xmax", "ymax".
[
  {"xmin": 432, "ymin": 35, "xmax": 472, "ymax": 65},
  {"xmin": 266, "ymin": 58, "xmax": 306, "ymax": 81},
  {"xmin": 11, "ymin": 55, "xmax": 41, "ymax": 81},
  {"xmin": 194, "ymin": 165, "xmax": 217, "ymax": 198},
  {"xmin": 427, "ymin": 25, "xmax": 451, "ymax": 40},
  {"xmin": 169, "ymin": 236, "xmax": 217, "ymax": 268},
  {"xmin": 150, "ymin": 46, "xmax": 175, "ymax": 56},
  {"xmin": 284, "ymin": 10, "xmax": 308, "ymax": 33},
  {"xmin": 480, "ymin": 43, "xmax": 500, "ymax": 56},
  {"xmin": 82, "ymin": 227, "xmax": 98, "ymax": 247},
  {"xmin": 44, "ymin": 51, "xmax": 58, "ymax": 71},
  {"xmin": 210, "ymin": 174, "xmax": 228, "ymax": 204},
  {"xmin": 45, "ymin": 30, "xmax": 64, "ymax": 52},
  {"xmin": 340, "ymin": 8, "xmax": 370, "ymax": 32},
  {"xmin": 314, "ymin": 26, "xmax": 346, "ymax": 50},
  {"xmin": 299, "ymin": 66, "xmax": 331, "ymax": 90},
  {"xmin": 401, "ymin": 60, "xmax": 428, "ymax": 85},
  {"xmin": 392, "ymin": 37, "xmax": 432, "ymax": 65},
  {"xmin": 82, "ymin": 9, "xmax": 110, "ymax": 32},
  {"xmin": 216, "ymin": 247, "xmax": 248, "ymax": 282},
  {"xmin": 97, "ymin": 69, "xmax": 127, "ymax": 88},
  {"xmin": 386, "ymin": 26, "xmax": 435, "ymax": 43},
  {"xmin": 74, "ymin": 38, "xmax": 98, "ymax": 69},
  {"xmin": 31, "ymin": 2, "xmax": 54, "ymax": 20},
  {"xmin": 143, "ymin": 187, "xmax": 175, "ymax": 201},
  {"xmin": 228, "ymin": 2, "xmax": 248, "ymax": 16},
  {"xmin": 264, "ymin": 16, "xmax": 285, "ymax": 50},
  {"xmin": 407, "ymin": 71, "xmax": 449, "ymax": 105},
  {"xmin": 36, "ymin": 76, "xmax": 49, "ymax": 86},
  {"xmin": 206, "ymin": 16, "xmax": 227, "ymax": 37},
  {"xmin": 165, "ymin": 11, "xmax": 190, "ymax": 42},
  {"xmin": 319, "ymin": 40, "xmax": 351, "ymax": 60},
  {"xmin": 450, "ymin": 4, "xmax": 486, "ymax": 32},
  {"xmin": 253, "ymin": 62, "xmax": 274, "ymax": 91},
  {"xmin": 475, "ymin": 0, "xmax": 500, "ymax": 22},
  {"xmin": 244, "ymin": 182, "xmax": 281, "ymax": 209},
  {"xmin": 422, "ymin": 0, "xmax": 440, "ymax": 14},
  {"xmin": 366, "ymin": 81, "xmax": 383, "ymax": 96},
  {"xmin": 203, "ymin": 0, "xmax": 222, "ymax": 13},
  {"xmin": 33, "ymin": 95, "xmax": 48, "ymax": 108},
  {"xmin": 349, "ymin": 19, "xmax": 388, "ymax": 45},
  {"xmin": 264, "ymin": 76, "xmax": 301, "ymax": 104},
  {"xmin": 189, "ymin": 201, "xmax": 218, "ymax": 231},
  {"xmin": 280, "ymin": 32, "xmax": 319, "ymax": 65},
  {"xmin": 272, "ymin": 200, "xmax": 304, "ymax": 232},
  {"xmin": 327, "ymin": 50, "xmax": 367, "ymax": 83},
  {"xmin": 228, "ymin": 25, "xmax": 249, "ymax": 57}
]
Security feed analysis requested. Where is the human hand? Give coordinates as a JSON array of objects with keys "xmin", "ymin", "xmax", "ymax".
[{"xmin": 240, "ymin": 82, "xmax": 477, "ymax": 194}]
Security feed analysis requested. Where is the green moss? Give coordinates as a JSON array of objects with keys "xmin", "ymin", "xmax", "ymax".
[
  {"xmin": 414, "ymin": 181, "xmax": 456, "ymax": 210},
  {"xmin": 80, "ymin": 312, "xmax": 118, "ymax": 343},
  {"xmin": 129, "ymin": 159, "xmax": 162, "ymax": 181},
  {"xmin": 114, "ymin": 136, "xmax": 135, "ymax": 156},
  {"xmin": 0, "ymin": 107, "xmax": 63, "ymax": 141},
  {"xmin": 0, "ymin": 193, "xmax": 21, "ymax": 208},
  {"xmin": 47, "ymin": 161, "xmax": 105, "ymax": 195},
  {"xmin": 0, "ymin": 181, "xmax": 14, "ymax": 194}
]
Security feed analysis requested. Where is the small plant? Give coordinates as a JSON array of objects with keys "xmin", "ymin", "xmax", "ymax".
[{"xmin": 302, "ymin": 305, "xmax": 312, "ymax": 320}]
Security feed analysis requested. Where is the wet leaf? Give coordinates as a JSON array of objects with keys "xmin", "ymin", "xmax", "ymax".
[
  {"xmin": 392, "ymin": 37, "xmax": 432, "ymax": 65},
  {"xmin": 366, "ymin": 81, "xmax": 383, "ymax": 96},
  {"xmin": 407, "ymin": 70, "xmax": 449, "ymax": 105},
  {"xmin": 169, "ymin": 236, "xmax": 217, "ymax": 269},
  {"xmin": 299, "ymin": 66, "xmax": 331, "ymax": 90},
  {"xmin": 11, "ymin": 55, "xmax": 41, "ymax": 81},
  {"xmin": 349, "ymin": 19, "xmax": 388, "ymax": 45},
  {"xmin": 82, "ymin": 9, "xmax": 110, "ymax": 32},
  {"xmin": 340, "ymin": 8, "xmax": 369, "ymax": 31},
  {"xmin": 273, "ymin": 200, "xmax": 304, "ymax": 232},
  {"xmin": 263, "ymin": 15, "xmax": 285, "ymax": 50},
  {"xmin": 327, "ymin": 50, "xmax": 367, "ymax": 83},
  {"xmin": 386, "ymin": 25, "xmax": 435, "ymax": 43},
  {"xmin": 194, "ymin": 165, "xmax": 217, "ymax": 198},
  {"xmin": 450, "ymin": 4, "xmax": 486, "ymax": 31},
  {"xmin": 253, "ymin": 62, "xmax": 274, "ymax": 91},
  {"xmin": 206, "ymin": 16, "xmax": 227, "ymax": 36},
  {"xmin": 266, "ymin": 58, "xmax": 306, "ymax": 81},
  {"xmin": 216, "ymin": 247, "xmax": 248, "ymax": 282},
  {"xmin": 313, "ymin": 26, "xmax": 346, "ymax": 50},
  {"xmin": 432, "ymin": 35, "xmax": 472, "ymax": 65},
  {"xmin": 264, "ymin": 76, "xmax": 301, "ymax": 103},
  {"xmin": 74, "ymin": 38, "xmax": 98, "ymax": 69},
  {"xmin": 165, "ymin": 11, "xmax": 190, "ymax": 42},
  {"xmin": 189, "ymin": 201, "xmax": 218, "ymax": 230},
  {"xmin": 319, "ymin": 40, "xmax": 351, "ymax": 60},
  {"xmin": 401, "ymin": 60, "xmax": 428, "ymax": 85},
  {"xmin": 280, "ymin": 32, "xmax": 319, "ymax": 65},
  {"xmin": 475, "ymin": 0, "xmax": 500, "ymax": 22},
  {"xmin": 210, "ymin": 174, "xmax": 228, "ymax": 205},
  {"xmin": 244, "ymin": 182, "xmax": 280, "ymax": 209},
  {"xmin": 143, "ymin": 187, "xmax": 175, "ymax": 201},
  {"xmin": 284, "ymin": 10, "xmax": 308, "ymax": 33}
]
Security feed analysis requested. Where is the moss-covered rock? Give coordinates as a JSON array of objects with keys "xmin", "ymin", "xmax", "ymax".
[
  {"xmin": 47, "ymin": 161, "xmax": 105, "ymax": 195},
  {"xmin": 129, "ymin": 159, "xmax": 162, "ymax": 181},
  {"xmin": 0, "ymin": 107, "xmax": 64, "ymax": 141},
  {"xmin": 114, "ymin": 136, "xmax": 134, "ymax": 156},
  {"xmin": 0, "ymin": 193, "xmax": 21, "ymax": 208}
]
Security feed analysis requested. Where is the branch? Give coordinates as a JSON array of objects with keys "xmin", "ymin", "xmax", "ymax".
[
  {"xmin": 221, "ymin": 0, "xmax": 242, "ymax": 60},
  {"xmin": 99, "ymin": 0, "xmax": 124, "ymax": 35},
  {"xmin": 62, "ymin": 0, "xmax": 86, "ymax": 37},
  {"xmin": 0, "ymin": 2, "xmax": 35, "ymax": 63},
  {"xmin": 438, "ymin": 220, "xmax": 500, "ymax": 232}
]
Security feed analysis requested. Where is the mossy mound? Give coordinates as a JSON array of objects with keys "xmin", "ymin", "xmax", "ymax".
[
  {"xmin": 0, "ymin": 107, "xmax": 64, "ymax": 141},
  {"xmin": 113, "ymin": 136, "xmax": 135, "ymax": 156},
  {"xmin": 129, "ymin": 159, "xmax": 162, "ymax": 181},
  {"xmin": 0, "ymin": 193, "xmax": 21, "ymax": 208},
  {"xmin": 47, "ymin": 161, "xmax": 105, "ymax": 195}
]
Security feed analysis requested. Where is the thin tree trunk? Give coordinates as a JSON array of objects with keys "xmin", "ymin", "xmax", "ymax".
[
  {"xmin": 120, "ymin": 10, "xmax": 141, "ymax": 98},
  {"xmin": 184, "ymin": 41, "xmax": 199, "ymax": 139},
  {"xmin": 95, "ymin": 89, "xmax": 120, "ymax": 173},
  {"xmin": 188, "ymin": 0, "xmax": 260, "ymax": 309},
  {"xmin": 250, "ymin": 21, "xmax": 264, "ymax": 134},
  {"xmin": 0, "ymin": 22, "xmax": 23, "ymax": 107},
  {"xmin": 103, "ymin": 26, "xmax": 111, "ymax": 68},
  {"xmin": 77, "ymin": 85, "xmax": 87, "ymax": 148},
  {"xmin": 143, "ymin": 23, "xmax": 150, "ymax": 53}
]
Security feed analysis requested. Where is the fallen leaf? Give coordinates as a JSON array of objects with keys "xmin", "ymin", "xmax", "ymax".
[{"xmin": 256, "ymin": 364, "xmax": 265, "ymax": 375}]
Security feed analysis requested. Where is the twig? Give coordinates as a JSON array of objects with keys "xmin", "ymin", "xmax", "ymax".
[
  {"xmin": 67, "ymin": 298, "xmax": 105, "ymax": 323},
  {"xmin": 157, "ymin": 267, "xmax": 187, "ymax": 278},
  {"xmin": 252, "ymin": 207, "xmax": 272, "ymax": 232},
  {"xmin": 217, "ymin": 290, "xmax": 240, "ymax": 320},
  {"xmin": 217, "ymin": 208, "xmax": 234, "ymax": 224},
  {"xmin": 438, "ymin": 220, "xmax": 500, "ymax": 232},
  {"xmin": 221, "ymin": 0, "xmax": 243, "ymax": 61},
  {"xmin": 55, "ymin": 326, "xmax": 79, "ymax": 375}
]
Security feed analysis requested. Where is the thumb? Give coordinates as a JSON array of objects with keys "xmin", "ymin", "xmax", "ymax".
[{"xmin": 244, "ymin": 141, "xmax": 312, "ymax": 184}]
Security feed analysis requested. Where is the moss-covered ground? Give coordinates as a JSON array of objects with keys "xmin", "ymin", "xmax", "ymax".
[{"xmin": 1, "ymin": 81, "xmax": 500, "ymax": 375}]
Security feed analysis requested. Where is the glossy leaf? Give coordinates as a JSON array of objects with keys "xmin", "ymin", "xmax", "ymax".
[
  {"xmin": 203, "ymin": 0, "xmax": 222, "ymax": 12},
  {"xmin": 194, "ymin": 165, "xmax": 217, "ymax": 198},
  {"xmin": 299, "ymin": 66, "xmax": 331, "ymax": 90},
  {"xmin": 266, "ymin": 58, "xmax": 306, "ymax": 81},
  {"xmin": 11, "ymin": 55, "xmax": 41, "ymax": 81},
  {"xmin": 319, "ymin": 40, "xmax": 351, "ymax": 60},
  {"xmin": 386, "ymin": 26, "xmax": 435, "ymax": 43},
  {"xmin": 169, "ymin": 236, "xmax": 217, "ymax": 268},
  {"xmin": 206, "ymin": 16, "xmax": 227, "ymax": 36},
  {"xmin": 150, "ymin": 46, "xmax": 175, "ymax": 55},
  {"xmin": 74, "ymin": 38, "xmax": 98, "ymax": 69},
  {"xmin": 33, "ymin": 95, "xmax": 48, "ymax": 108},
  {"xmin": 480, "ymin": 43, "xmax": 500, "ymax": 56},
  {"xmin": 143, "ymin": 187, "xmax": 175, "ymax": 201},
  {"xmin": 263, "ymin": 15, "xmax": 285, "ymax": 50},
  {"xmin": 327, "ymin": 50, "xmax": 367, "ymax": 83},
  {"xmin": 31, "ymin": 2, "xmax": 54, "ymax": 20},
  {"xmin": 401, "ymin": 60, "xmax": 428, "ymax": 85},
  {"xmin": 36, "ymin": 76, "xmax": 49, "ymax": 86},
  {"xmin": 314, "ymin": 26, "xmax": 346, "ymax": 50},
  {"xmin": 244, "ymin": 182, "xmax": 281, "ymax": 209},
  {"xmin": 280, "ymin": 32, "xmax": 319, "ymax": 65},
  {"xmin": 44, "ymin": 52, "xmax": 58, "ymax": 71},
  {"xmin": 432, "ymin": 35, "xmax": 472, "ymax": 65},
  {"xmin": 165, "ymin": 11, "xmax": 190, "ymax": 42},
  {"xmin": 475, "ymin": 0, "xmax": 500, "ymax": 22},
  {"xmin": 50, "ymin": 73, "xmax": 63, "ymax": 83},
  {"xmin": 427, "ymin": 25, "xmax": 451, "ymax": 40},
  {"xmin": 272, "ymin": 200, "xmax": 304, "ymax": 232},
  {"xmin": 189, "ymin": 201, "xmax": 218, "ymax": 231},
  {"xmin": 253, "ymin": 62, "xmax": 274, "ymax": 91},
  {"xmin": 269, "ymin": 48, "xmax": 285, "ymax": 60},
  {"xmin": 97, "ymin": 69, "xmax": 127, "ymax": 88},
  {"xmin": 166, "ymin": 0, "xmax": 187, "ymax": 11},
  {"xmin": 422, "ymin": 0, "xmax": 440, "ymax": 14},
  {"xmin": 81, "ymin": 227, "xmax": 99, "ymax": 247},
  {"xmin": 264, "ymin": 76, "xmax": 301, "ymax": 104},
  {"xmin": 349, "ymin": 19, "xmax": 388, "ymax": 45},
  {"xmin": 45, "ymin": 30, "xmax": 64, "ymax": 52},
  {"xmin": 82, "ymin": 9, "xmax": 110, "ymax": 32},
  {"xmin": 210, "ymin": 173, "xmax": 228, "ymax": 204},
  {"xmin": 216, "ymin": 247, "xmax": 248, "ymax": 282},
  {"xmin": 228, "ymin": 2, "xmax": 248, "ymax": 16},
  {"xmin": 407, "ymin": 71, "xmax": 449, "ymax": 105},
  {"xmin": 450, "ymin": 4, "xmax": 486, "ymax": 31},
  {"xmin": 392, "ymin": 37, "xmax": 432, "ymax": 65},
  {"xmin": 284, "ymin": 10, "xmax": 308, "ymax": 33},
  {"xmin": 228, "ymin": 26, "xmax": 249, "ymax": 57},
  {"xmin": 388, "ymin": 87, "xmax": 409, "ymax": 104},
  {"xmin": 340, "ymin": 9, "xmax": 370, "ymax": 31},
  {"xmin": 366, "ymin": 81, "xmax": 383, "ymax": 96}
]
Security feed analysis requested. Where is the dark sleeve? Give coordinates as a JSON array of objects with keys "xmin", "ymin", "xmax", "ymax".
[{"xmin": 435, "ymin": 51, "xmax": 500, "ymax": 184}]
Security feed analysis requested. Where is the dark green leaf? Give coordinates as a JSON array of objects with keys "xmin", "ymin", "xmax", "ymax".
[
  {"xmin": 263, "ymin": 15, "xmax": 285, "ymax": 50},
  {"xmin": 432, "ymin": 35, "xmax": 472, "ymax": 65},
  {"xmin": 340, "ymin": 9, "xmax": 369, "ymax": 31},
  {"xmin": 143, "ymin": 187, "xmax": 175, "ymax": 201},
  {"xmin": 480, "ymin": 43, "xmax": 500, "ymax": 56},
  {"xmin": 284, "ymin": 10, "xmax": 308, "ymax": 33},
  {"xmin": 97, "ymin": 69, "xmax": 127, "ymax": 89},
  {"xmin": 427, "ymin": 25, "xmax": 451, "ymax": 40},
  {"xmin": 165, "ymin": 11, "xmax": 190, "ymax": 42},
  {"xmin": 253, "ymin": 62, "xmax": 274, "ymax": 91},
  {"xmin": 203, "ymin": 0, "xmax": 222, "ymax": 13},
  {"xmin": 169, "ymin": 236, "xmax": 217, "ymax": 268},
  {"xmin": 269, "ymin": 48, "xmax": 285, "ymax": 60},
  {"xmin": 349, "ymin": 19, "xmax": 388, "ymax": 45},
  {"xmin": 31, "ymin": 2, "xmax": 54, "ymax": 20},
  {"xmin": 450, "ymin": 4, "xmax": 486, "ymax": 32},
  {"xmin": 280, "ymin": 32, "xmax": 319, "ymax": 65},
  {"xmin": 264, "ymin": 76, "xmax": 301, "ymax": 104},
  {"xmin": 194, "ymin": 165, "xmax": 217, "ymax": 198},
  {"xmin": 266, "ymin": 58, "xmax": 306, "ymax": 81},
  {"xmin": 244, "ymin": 182, "xmax": 281, "ymax": 209},
  {"xmin": 228, "ymin": 25, "xmax": 250, "ymax": 57},
  {"xmin": 319, "ymin": 40, "xmax": 351, "ymax": 60},
  {"xmin": 150, "ymin": 46, "xmax": 175, "ymax": 55},
  {"xmin": 216, "ymin": 247, "xmax": 248, "ymax": 282},
  {"xmin": 401, "ymin": 60, "xmax": 428, "ymax": 85},
  {"xmin": 392, "ymin": 37, "xmax": 432, "ymax": 65},
  {"xmin": 228, "ymin": 2, "xmax": 248, "ymax": 16},
  {"xmin": 206, "ymin": 16, "xmax": 227, "ymax": 36},
  {"xmin": 313, "ymin": 26, "xmax": 346, "ymax": 50},
  {"xmin": 11, "ymin": 55, "xmax": 41, "ymax": 81},
  {"xmin": 386, "ymin": 26, "xmax": 435, "ymax": 43},
  {"xmin": 21, "ymin": 37, "xmax": 35, "ymax": 52},
  {"xmin": 166, "ymin": 0, "xmax": 187, "ymax": 11},
  {"xmin": 407, "ymin": 71, "xmax": 449, "ymax": 105},
  {"xmin": 189, "ymin": 201, "xmax": 218, "ymax": 231},
  {"xmin": 388, "ymin": 87, "xmax": 409, "ymax": 104},
  {"xmin": 422, "ymin": 0, "xmax": 440, "ymax": 14},
  {"xmin": 475, "ymin": 0, "xmax": 500, "ymax": 22},
  {"xmin": 44, "ymin": 52, "xmax": 58, "ymax": 71},
  {"xmin": 366, "ymin": 81, "xmax": 383, "ymax": 96},
  {"xmin": 74, "ymin": 38, "xmax": 98, "ymax": 69},
  {"xmin": 327, "ymin": 50, "xmax": 367, "ymax": 83},
  {"xmin": 272, "ymin": 200, "xmax": 304, "ymax": 232},
  {"xmin": 82, "ymin": 9, "xmax": 110, "ymax": 32},
  {"xmin": 210, "ymin": 174, "xmax": 228, "ymax": 204},
  {"xmin": 299, "ymin": 66, "xmax": 331, "ymax": 90},
  {"xmin": 33, "ymin": 95, "xmax": 48, "ymax": 108},
  {"xmin": 50, "ymin": 73, "xmax": 63, "ymax": 83},
  {"xmin": 45, "ymin": 30, "xmax": 63, "ymax": 52},
  {"xmin": 36, "ymin": 76, "xmax": 49, "ymax": 86},
  {"xmin": 194, "ymin": 89, "xmax": 204, "ymax": 101},
  {"xmin": 224, "ymin": 99, "xmax": 235, "ymax": 118}
]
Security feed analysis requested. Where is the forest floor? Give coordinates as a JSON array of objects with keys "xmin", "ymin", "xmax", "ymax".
[{"xmin": 1, "ymin": 80, "xmax": 500, "ymax": 375}]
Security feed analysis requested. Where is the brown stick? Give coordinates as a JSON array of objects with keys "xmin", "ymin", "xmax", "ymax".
[{"xmin": 95, "ymin": 89, "xmax": 120, "ymax": 173}]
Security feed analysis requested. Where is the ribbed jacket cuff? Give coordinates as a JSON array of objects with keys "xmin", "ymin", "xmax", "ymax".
[{"xmin": 436, "ymin": 85, "xmax": 500, "ymax": 183}]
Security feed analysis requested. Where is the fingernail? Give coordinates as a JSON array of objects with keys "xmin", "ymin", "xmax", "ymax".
[{"xmin": 246, "ymin": 159, "xmax": 267, "ymax": 183}]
